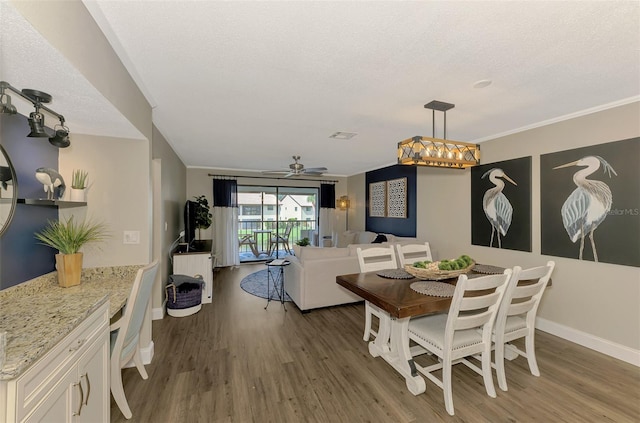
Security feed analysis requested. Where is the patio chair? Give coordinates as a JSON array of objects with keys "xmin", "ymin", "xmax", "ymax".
[
  {"xmin": 239, "ymin": 233, "xmax": 259, "ymax": 257},
  {"xmin": 268, "ymin": 222, "xmax": 294, "ymax": 255},
  {"xmin": 493, "ymin": 261, "xmax": 555, "ymax": 391},
  {"xmin": 407, "ymin": 270, "xmax": 511, "ymax": 416},
  {"xmin": 356, "ymin": 246, "xmax": 398, "ymax": 343}
]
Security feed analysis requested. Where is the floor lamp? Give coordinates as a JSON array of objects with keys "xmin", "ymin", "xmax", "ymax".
[{"xmin": 337, "ymin": 195, "xmax": 350, "ymax": 230}]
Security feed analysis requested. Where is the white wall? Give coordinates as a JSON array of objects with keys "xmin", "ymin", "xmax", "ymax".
[
  {"xmin": 58, "ymin": 134, "xmax": 151, "ymax": 268},
  {"xmin": 347, "ymin": 102, "xmax": 640, "ymax": 364}
]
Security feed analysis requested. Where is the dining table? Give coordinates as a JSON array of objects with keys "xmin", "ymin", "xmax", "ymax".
[{"xmin": 335, "ymin": 266, "xmax": 549, "ymax": 396}]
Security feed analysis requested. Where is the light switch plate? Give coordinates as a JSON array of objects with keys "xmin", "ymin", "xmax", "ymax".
[{"xmin": 123, "ymin": 230, "xmax": 140, "ymax": 244}]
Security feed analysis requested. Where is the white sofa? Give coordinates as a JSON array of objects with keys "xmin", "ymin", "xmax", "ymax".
[{"xmin": 284, "ymin": 231, "xmax": 420, "ymax": 312}]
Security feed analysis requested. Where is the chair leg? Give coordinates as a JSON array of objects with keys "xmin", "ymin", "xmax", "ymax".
[
  {"xmin": 442, "ymin": 357, "xmax": 455, "ymax": 416},
  {"xmin": 495, "ymin": 341, "xmax": 508, "ymax": 392},
  {"xmin": 525, "ymin": 333, "xmax": 540, "ymax": 376},
  {"xmin": 481, "ymin": 347, "xmax": 497, "ymax": 398},
  {"xmin": 111, "ymin": 364, "xmax": 133, "ymax": 419},
  {"xmin": 363, "ymin": 302, "xmax": 372, "ymax": 341},
  {"xmin": 133, "ymin": 346, "xmax": 148, "ymax": 380}
]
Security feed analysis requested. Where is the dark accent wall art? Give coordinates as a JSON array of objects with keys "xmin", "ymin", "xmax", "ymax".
[
  {"xmin": 366, "ymin": 165, "xmax": 416, "ymax": 237},
  {"xmin": 541, "ymin": 137, "xmax": 639, "ymax": 267},
  {"xmin": 471, "ymin": 156, "xmax": 532, "ymax": 251}
]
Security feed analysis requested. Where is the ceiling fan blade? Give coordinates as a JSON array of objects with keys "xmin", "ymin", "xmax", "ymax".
[
  {"xmin": 284, "ymin": 172, "xmax": 297, "ymax": 178},
  {"xmin": 303, "ymin": 167, "xmax": 327, "ymax": 172}
]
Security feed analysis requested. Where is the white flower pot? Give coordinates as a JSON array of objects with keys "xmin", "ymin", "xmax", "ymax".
[{"xmin": 70, "ymin": 188, "xmax": 87, "ymax": 202}]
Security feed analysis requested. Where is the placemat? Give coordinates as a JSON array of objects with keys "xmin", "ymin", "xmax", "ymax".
[
  {"xmin": 410, "ymin": 281, "xmax": 456, "ymax": 297},
  {"xmin": 473, "ymin": 264, "xmax": 506, "ymax": 274},
  {"xmin": 377, "ymin": 269, "xmax": 414, "ymax": 279}
]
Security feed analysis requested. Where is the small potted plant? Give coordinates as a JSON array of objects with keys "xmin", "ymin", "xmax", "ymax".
[
  {"xmin": 35, "ymin": 216, "xmax": 109, "ymax": 287},
  {"xmin": 194, "ymin": 195, "xmax": 212, "ymax": 240},
  {"xmin": 70, "ymin": 169, "xmax": 88, "ymax": 202},
  {"xmin": 293, "ymin": 237, "xmax": 310, "ymax": 257}
]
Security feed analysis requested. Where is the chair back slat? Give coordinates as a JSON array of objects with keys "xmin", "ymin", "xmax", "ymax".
[
  {"xmin": 395, "ymin": 243, "xmax": 432, "ymax": 267},
  {"xmin": 453, "ymin": 309, "xmax": 494, "ymax": 331},
  {"xmin": 508, "ymin": 298, "xmax": 536, "ymax": 317},
  {"xmin": 459, "ymin": 291, "xmax": 502, "ymax": 311}
]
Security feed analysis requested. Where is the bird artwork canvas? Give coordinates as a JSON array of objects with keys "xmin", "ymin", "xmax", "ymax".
[
  {"xmin": 471, "ymin": 156, "xmax": 532, "ymax": 252},
  {"xmin": 35, "ymin": 167, "xmax": 65, "ymax": 200},
  {"xmin": 541, "ymin": 137, "xmax": 640, "ymax": 267}
]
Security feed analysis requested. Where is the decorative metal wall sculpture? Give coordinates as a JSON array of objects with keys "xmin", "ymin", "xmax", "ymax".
[
  {"xmin": 471, "ymin": 156, "xmax": 532, "ymax": 251},
  {"xmin": 540, "ymin": 137, "xmax": 639, "ymax": 267},
  {"xmin": 386, "ymin": 177, "xmax": 407, "ymax": 218},
  {"xmin": 369, "ymin": 181, "xmax": 386, "ymax": 217}
]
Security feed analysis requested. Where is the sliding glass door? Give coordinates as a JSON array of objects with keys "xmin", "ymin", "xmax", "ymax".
[{"xmin": 237, "ymin": 185, "xmax": 318, "ymax": 262}]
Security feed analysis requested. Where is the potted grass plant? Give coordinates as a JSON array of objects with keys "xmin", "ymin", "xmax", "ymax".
[
  {"xmin": 70, "ymin": 169, "xmax": 88, "ymax": 202},
  {"xmin": 35, "ymin": 216, "xmax": 109, "ymax": 287}
]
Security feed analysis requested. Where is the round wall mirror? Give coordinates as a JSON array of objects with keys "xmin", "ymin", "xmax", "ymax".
[{"xmin": 0, "ymin": 144, "xmax": 17, "ymax": 237}]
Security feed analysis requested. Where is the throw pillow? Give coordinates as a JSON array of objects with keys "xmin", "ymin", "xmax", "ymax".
[
  {"xmin": 372, "ymin": 234, "xmax": 388, "ymax": 244},
  {"xmin": 337, "ymin": 231, "xmax": 357, "ymax": 248}
]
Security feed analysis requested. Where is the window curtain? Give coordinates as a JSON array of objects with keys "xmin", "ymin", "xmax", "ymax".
[
  {"xmin": 212, "ymin": 178, "xmax": 239, "ymax": 266},
  {"xmin": 318, "ymin": 183, "xmax": 336, "ymax": 247}
]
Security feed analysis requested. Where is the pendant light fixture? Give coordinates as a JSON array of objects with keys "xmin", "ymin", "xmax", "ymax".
[{"xmin": 397, "ymin": 100, "xmax": 479, "ymax": 169}]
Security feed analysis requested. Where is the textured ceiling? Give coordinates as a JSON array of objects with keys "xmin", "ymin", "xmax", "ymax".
[
  {"xmin": 0, "ymin": 2, "xmax": 143, "ymax": 140},
  {"xmin": 5, "ymin": 2, "xmax": 640, "ymax": 177}
]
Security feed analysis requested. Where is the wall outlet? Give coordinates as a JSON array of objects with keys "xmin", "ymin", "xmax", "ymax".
[{"xmin": 123, "ymin": 230, "xmax": 140, "ymax": 244}]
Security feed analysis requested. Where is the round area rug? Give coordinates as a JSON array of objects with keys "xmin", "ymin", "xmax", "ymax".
[{"xmin": 240, "ymin": 269, "xmax": 292, "ymax": 302}]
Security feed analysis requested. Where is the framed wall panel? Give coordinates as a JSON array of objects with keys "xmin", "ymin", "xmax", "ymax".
[
  {"xmin": 369, "ymin": 181, "xmax": 386, "ymax": 217},
  {"xmin": 386, "ymin": 177, "xmax": 407, "ymax": 218}
]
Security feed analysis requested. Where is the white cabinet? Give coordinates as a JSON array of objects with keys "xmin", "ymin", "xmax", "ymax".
[
  {"xmin": 173, "ymin": 252, "xmax": 213, "ymax": 304},
  {"xmin": 1, "ymin": 302, "xmax": 110, "ymax": 423}
]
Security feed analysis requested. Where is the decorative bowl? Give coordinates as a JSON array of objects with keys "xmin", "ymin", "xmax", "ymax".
[{"xmin": 404, "ymin": 261, "xmax": 475, "ymax": 281}]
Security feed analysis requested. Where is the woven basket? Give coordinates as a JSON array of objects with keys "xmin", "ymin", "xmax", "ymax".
[{"xmin": 404, "ymin": 261, "xmax": 475, "ymax": 281}]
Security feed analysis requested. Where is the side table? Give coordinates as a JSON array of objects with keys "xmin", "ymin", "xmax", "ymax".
[{"xmin": 265, "ymin": 259, "xmax": 290, "ymax": 311}]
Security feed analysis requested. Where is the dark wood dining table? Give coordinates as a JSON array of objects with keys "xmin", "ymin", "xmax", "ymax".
[{"xmin": 336, "ymin": 268, "xmax": 549, "ymax": 396}]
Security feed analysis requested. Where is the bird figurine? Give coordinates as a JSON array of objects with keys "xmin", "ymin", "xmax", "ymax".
[
  {"xmin": 482, "ymin": 168, "xmax": 517, "ymax": 248},
  {"xmin": 553, "ymin": 155, "xmax": 617, "ymax": 262},
  {"xmin": 35, "ymin": 167, "xmax": 66, "ymax": 200}
]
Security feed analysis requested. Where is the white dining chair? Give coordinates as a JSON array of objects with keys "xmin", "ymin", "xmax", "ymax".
[
  {"xmin": 493, "ymin": 260, "xmax": 555, "ymax": 391},
  {"xmin": 356, "ymin": 246, "xmax": 398, "ymax": 343},
  {"xmin": 395, "ymin": 242, "xmax": 433, "ymax": 267},
  {"xmin": 407, "ymin": 270, "xmax": 511, "ymax": 416},
  {"xmin": 110, "ymin": 260, "xmax": 160, "ymax": 419}
]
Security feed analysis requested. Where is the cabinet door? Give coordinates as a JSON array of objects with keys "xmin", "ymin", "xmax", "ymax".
[
  {"xmin": 76, "ymin": 333, "xmax": 110, "ymax": 423},
  {"xmin": 173, "ymin": 253, "xmax": 213, "ymax": 303},
  {"xmin": 22, "ymin": 370, "xmax": 75, "ymax": 423}
]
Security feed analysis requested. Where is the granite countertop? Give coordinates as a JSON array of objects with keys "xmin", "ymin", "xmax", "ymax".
[{"xmin": 0, "ymin": 265, "xmax": 141, "ymax": 381}]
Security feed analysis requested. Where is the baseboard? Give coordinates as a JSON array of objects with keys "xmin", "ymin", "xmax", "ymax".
[
  {"xmin": 152, "ymin": 300, "xmax": 166, "ymax": 320},
  {"xmin": 123, "ymin": 341, "xmax": 155, "ymax": 368},
  {"xmin": 536, "ymin": 317, "xmax": 640, "ymax": 367}
]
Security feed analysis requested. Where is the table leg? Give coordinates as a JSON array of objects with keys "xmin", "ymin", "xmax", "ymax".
[{"xmin": 370, "ymin": 317, "xmax": 426, "ymax": 395}]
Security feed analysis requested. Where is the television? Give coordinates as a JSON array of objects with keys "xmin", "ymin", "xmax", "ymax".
[{"xmin": 183, "ymin": 200, "xmax": 198, "ymax": 251}]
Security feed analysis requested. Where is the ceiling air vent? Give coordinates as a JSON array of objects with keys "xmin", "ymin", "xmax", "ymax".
[{"xmin": 329, "ymin": 131, "xmax": 357, "ymax": 140}]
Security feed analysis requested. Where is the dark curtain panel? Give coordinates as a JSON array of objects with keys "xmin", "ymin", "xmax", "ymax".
[
  {"xmin": 320, "ymin": 183, "xmax": 335, "ymax": 209},
  {"xmin": 213, "ymin": 178, "xmax": 238, "ymax": 207}
]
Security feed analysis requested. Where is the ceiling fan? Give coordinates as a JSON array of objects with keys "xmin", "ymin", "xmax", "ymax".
[{"xmin": 262, "ymin": 155, "xmax": 328, "ymax": 178}]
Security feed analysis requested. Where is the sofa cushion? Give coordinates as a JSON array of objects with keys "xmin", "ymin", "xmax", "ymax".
[
  {"xmin": 336, "ymin": 231, "xmax": 357, "ymax": 248},
  {"xmin": 298, "ymin": 245, "xmax": 350, "ymax": 262},
  {"xmin": 356, "ymin": 231, "xmax": 378, "ymax": 244}
]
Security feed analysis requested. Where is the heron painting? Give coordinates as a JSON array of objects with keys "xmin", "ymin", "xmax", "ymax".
[
  {"xmin": 553, "ymin": 156, "xmax": 616, "ymax": 262},
  {"xmin": 482, "ymin": 168, "xmax": 517, "ymax": 248},
  {"xmin": 541, "ymin": 137, "xmax": 639, "ymax": 267},
  {"xmin": 471, "ymin": 157, "xmax": 532, "ymax": 252}
]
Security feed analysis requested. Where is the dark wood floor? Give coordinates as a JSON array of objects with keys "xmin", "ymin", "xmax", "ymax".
[{"xmin": 111, "ymin": 264, "xmax": 640, "ymax": 422}]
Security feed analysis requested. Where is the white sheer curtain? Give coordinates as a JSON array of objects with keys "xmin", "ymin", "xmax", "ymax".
[
  {"xmin": 213, "ymin": 207, "xmax": 239, "ymax": 266},
  {"xmin": 212, "ymin": 178, "xmax": 240, "ymax": 266}
]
